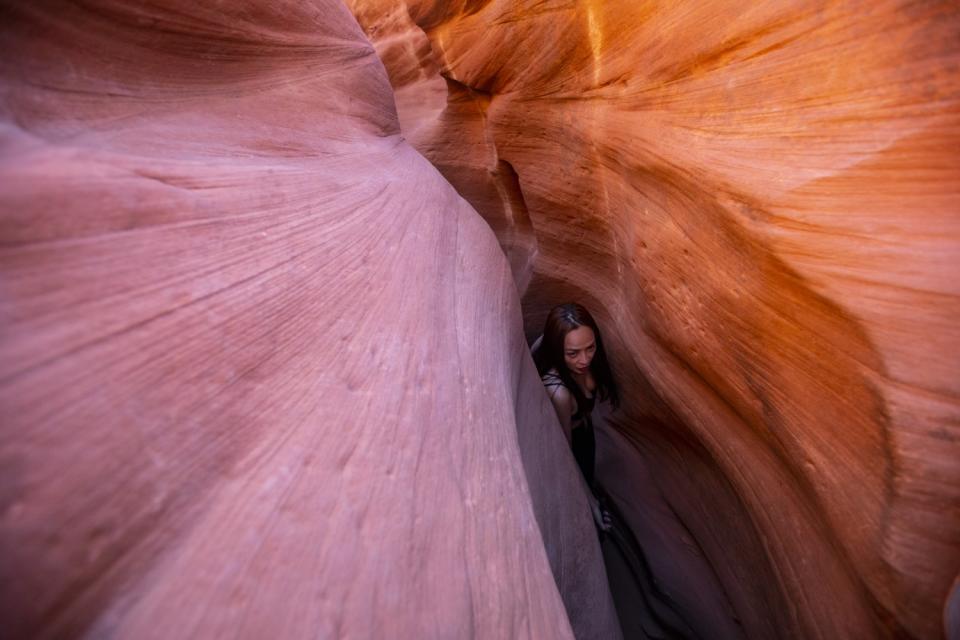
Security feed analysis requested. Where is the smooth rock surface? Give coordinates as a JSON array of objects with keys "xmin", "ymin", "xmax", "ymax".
[
  {"xmin": 0, "ymin": 2, "xmax": 619, "ymax": 638},
  {"xmin": 348, "ymin": 1, "xmax": 960, "ymax": 638}
]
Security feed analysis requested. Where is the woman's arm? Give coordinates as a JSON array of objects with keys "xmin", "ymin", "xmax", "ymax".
[
  {"xmin": 546, "ymin": 384, "xmax": 575, "ymax": 446},
  {"xmin": 545, "ymin": 381, "xmax": 609, "ymax": 531},
  {"xmin": 548, "ymin": 387, "xmax": 610, "ymax": 531}
]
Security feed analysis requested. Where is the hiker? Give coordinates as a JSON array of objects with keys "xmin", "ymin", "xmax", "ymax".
[{"xmin": 532, "ymin": 302, "xmax": 620, "ymax": 530}]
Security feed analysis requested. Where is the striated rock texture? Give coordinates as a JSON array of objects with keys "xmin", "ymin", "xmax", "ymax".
[
  {"xmin": 0, "ymin": 1, "xmax": 620, "ymax": 638},
  {"xmin": 348, "ymin": 1, "xmax": 960, "ymax": 638}
]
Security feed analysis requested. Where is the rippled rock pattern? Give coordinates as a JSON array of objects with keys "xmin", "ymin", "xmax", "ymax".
[
  {"xmin": 0, "ymin": 2, "xmax": 621, "ymax": 638},
  {"xmin": 348, "ymin": 1, "xmax": 960, "ymax": 638}
]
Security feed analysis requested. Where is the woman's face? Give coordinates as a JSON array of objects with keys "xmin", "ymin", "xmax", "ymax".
[{"xmin": 563, "ymin": 325, "xmax": 596, "ymax": 375}]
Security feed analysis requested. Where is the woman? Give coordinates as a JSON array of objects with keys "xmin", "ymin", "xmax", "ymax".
[{"xmin": 533, "ymin": 302, "xmax": 619, "ymax": 528}]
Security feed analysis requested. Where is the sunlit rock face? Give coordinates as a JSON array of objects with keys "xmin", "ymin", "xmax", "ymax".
[
  {"xmin": 0, "ymin": 2, "xmax": 620, "ymax": 638},
  {"xmin": 348, "ymin": 1, "xmax": 960, "ymax": 638}
]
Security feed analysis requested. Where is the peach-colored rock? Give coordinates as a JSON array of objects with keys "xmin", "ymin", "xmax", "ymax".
[
  {"xmin": 0, "ymin": 2, "xmax": 620, "ymax": 638},
  {"xmin": 350, "ymin": 1, "xmax": 960, "ymax": 638}
]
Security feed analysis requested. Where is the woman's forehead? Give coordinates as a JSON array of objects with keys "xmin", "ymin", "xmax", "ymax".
[{"xmin": 564, "ymin": 325, "xmax": 595, "ymax": 350}]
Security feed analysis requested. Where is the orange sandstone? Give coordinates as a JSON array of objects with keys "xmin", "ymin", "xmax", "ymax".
[{"xmin": 349, "ymin": 1, "xmax": 960, "ymax": 638}]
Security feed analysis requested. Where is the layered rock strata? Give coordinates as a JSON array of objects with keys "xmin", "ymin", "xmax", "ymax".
[
  {"xmin": 0, "ymin": 2, "xmax": 619, "ymax": 637},
  {"xmin": 348, "ymin": 1, "xmax": 960, "ymax": 638}
]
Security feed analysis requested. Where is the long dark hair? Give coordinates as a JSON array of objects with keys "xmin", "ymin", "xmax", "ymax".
[{"xmin": 533, "ymin": 302, "xmax": 620, "ymax": 409}]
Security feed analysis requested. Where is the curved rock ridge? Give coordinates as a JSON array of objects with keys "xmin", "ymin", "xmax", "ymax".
[
  {"xmin": 0, "ymin": 2, "xmax": 619, "ymax": 638},
  {"xmin": 347, "ymin": 1, "xmax": 960, "ymax": 638}
]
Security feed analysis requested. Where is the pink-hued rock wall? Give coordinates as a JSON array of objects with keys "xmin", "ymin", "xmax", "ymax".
[
  {"xmin": 0, "ymin": 2, "xmax": 620, "ymax": 638},
  {"xmin": 347, "ymin": 1, "xmax": 960, "ymax": 638}
]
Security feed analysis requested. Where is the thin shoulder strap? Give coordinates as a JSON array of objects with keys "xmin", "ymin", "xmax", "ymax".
[{"xmin": 542, "ymin": 371, "xmax": 564, "ymax": 388}]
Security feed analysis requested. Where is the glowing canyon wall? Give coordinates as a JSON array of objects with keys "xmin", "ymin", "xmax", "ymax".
[
  {"xmin": 0, "ymin": 2, "xmax": 620, "ymax": 638},
  {"xmin": 2, "ymin": 1, "xmax": 959, "ymax": 639},
  {"xmin": 347, "ymin": 1, "xmax": 960, "ymax": 638}
]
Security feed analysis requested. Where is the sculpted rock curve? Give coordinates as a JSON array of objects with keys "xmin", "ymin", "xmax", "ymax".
[{"xmin": 0, "ymin": 1, "xmax": 618, "ymax": 637}]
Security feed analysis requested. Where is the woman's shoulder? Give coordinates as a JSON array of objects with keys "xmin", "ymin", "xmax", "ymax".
[
  {"xmin": 543, "ymin": 373, "xmax": 575, "ymax": 413},
  {"xmin": 541, "ymin": 368, "xmax": 576, "ymax": 408}
]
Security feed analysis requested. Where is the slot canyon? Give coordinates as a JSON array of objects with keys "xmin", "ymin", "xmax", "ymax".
[{"xmin": 0, "ymin": 1, "xmax": 958, "ymax": 638}]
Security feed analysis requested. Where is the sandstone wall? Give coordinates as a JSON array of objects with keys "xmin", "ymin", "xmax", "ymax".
[
  {"xmin": 0, "ymin": 2, "xmax": 619, "ymax": 637},
  {"xmin": 347, "ymin": 1, "xmax": 960, "ymax": 638}
]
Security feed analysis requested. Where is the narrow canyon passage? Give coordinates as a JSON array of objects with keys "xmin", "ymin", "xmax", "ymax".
[
  {"xmin": 599, "ymin": 491, "xmax": 697, "ymax": 640},
  {"xmin": 351, "ymin": 1, "xmax": 960, "ymax": 638},
  {"xmin": 1, "ymin": 2, "xmax": 958, "ymax": 640}
]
